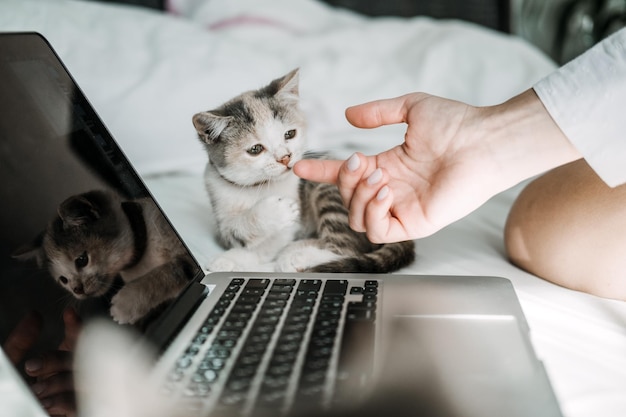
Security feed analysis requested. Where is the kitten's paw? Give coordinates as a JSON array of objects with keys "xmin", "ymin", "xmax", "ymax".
[
  {"xmin": 110, "ymin": 285, "xmax": 152, "ymax": 325},
  {"xmin": 275, "ymin": 244, "xmax": 341, "ymax": 273},
  {"xmin": 207, "ymin": 249, "xmax": 261, "ymax": 272},
  {"xmin": 257, "ymin": 196, "xmax": 300, "ymax": 227},
  {"xmin": 207, "ymin": 255, "xmax": 238, "ymax": 272}
]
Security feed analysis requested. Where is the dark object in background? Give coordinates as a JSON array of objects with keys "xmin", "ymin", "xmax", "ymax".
[
  {"xmin": 323, "ymin": 0, "xmax": 510, "ymax": 32},
  {"xmin": 92, "ymin": 0, "xmax": 164, "ymax": 10},
  {"xmin": 86, "ymin": 0, "xmax": 510, "ymax": 32},
  {"xmin": 90, "ymin": 0, "xmax": 626, "ymax": 65}
]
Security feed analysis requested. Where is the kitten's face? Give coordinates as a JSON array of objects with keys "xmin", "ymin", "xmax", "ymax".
[
  {"xmin": 30, "ymin": 191, "xmax": 134, "ymax": 299},
  {"xmin": 44, "ymin": 231, "xmax": 128, "ymax": 299},
  {"xmin": 193, "ymin": 69, "xmax": 306, "ymax": 186}
]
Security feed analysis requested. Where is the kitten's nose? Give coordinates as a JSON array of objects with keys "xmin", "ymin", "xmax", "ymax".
[
  {"xmin": 73, "ymin": 284, "xmax": 85, "ymax": 295},
  {"xmin": 278, "ymin": 153, "xmax": 291, "ymax": 166}
]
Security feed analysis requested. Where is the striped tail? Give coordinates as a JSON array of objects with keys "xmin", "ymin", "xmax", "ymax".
[{"xmin": 308, "ymin": 240, "xmax": 415, "ymax": 273}]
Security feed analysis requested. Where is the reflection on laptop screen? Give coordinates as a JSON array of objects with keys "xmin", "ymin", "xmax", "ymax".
[{"xmin": 0, "ymin": 33, "xmax": 201, "ymax": 365}]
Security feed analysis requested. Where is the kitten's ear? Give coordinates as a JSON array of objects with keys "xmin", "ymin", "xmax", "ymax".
[
  {"xmin": 272, "ymin": 68, "xmax": 299, "ymax": 101},
  {"xmin": 58, "ymin": 194, "xmax": 101, "ymax": 229},
  {"xmin": 11, "ymin": 233, "xmax": 46, "ymax": 266},
  {"xmin": 193, "ymin": 112, "xmax": 232, "ymax": 144}
]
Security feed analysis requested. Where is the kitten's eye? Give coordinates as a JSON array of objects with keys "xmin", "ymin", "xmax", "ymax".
[
  {"xmin": 75, "ymin": 252, "xmax": 88, "ymax": 269},
  {"xmin": 247, "ymin": 144, "xmax": 264, "ymax": 155},
  {"xmin": 59, "ymin": 276, "xmax": 68, "ymax": 285},
  {"xmin": 284, "ymin": 129, "xmax": 296, "ymax": 140}
]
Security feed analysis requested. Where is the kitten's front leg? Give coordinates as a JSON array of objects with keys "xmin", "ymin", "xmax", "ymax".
[
  {"xmin": 208, "ymin": 230, "xmax": 297, "ymax": 272},
  {"xmin": 110, "ymin": 258, "xmax": 190, "ymax": 324},
  {"xmin": 110, "ymin": 283, "xmax": 153, "ymax": 325},
  {"xmin": 225, "ymin": 196, "xmax": 300, "ymax": 248}
]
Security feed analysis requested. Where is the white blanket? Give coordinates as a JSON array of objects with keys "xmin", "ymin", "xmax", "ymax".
[{"xmin": 2, "ymin": 1, "xmax": 626, "ymax": 416}]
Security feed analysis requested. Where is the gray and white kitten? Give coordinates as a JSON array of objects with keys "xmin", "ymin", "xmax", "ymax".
[
  {"xmin": 13, "ymin": 190, "xmax": 194, "ymax": 324},
  {"xmin": 192, "ymin": 69, "xmax": 415, "ymax": 273}
]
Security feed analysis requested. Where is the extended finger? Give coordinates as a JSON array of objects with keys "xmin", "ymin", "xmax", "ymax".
[
  {"xmin": 25, "ymin": 350, "xmax": 73, "ymax": 379},
  {"xmin": 293, "ymin": 158, "xmax": 342, "ymax": 184},
  {"xmin": 3, "ymin": 311, "xmax": 42, "ymax": 365}
]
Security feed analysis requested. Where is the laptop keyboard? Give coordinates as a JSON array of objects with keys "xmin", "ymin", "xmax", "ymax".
[{"xmin": 164, "ymin": 277, "xmax": 379, "ymax": 416}]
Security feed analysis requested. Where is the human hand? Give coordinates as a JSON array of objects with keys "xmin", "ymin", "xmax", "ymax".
[
  {"xmin": 295, "ymin": 90, "xmax": 580, "ymax": 243},
  {"xmin": 15, "ymin": 308, "xmax": 82, "ymax": 417},
  {"xmin": 296, "ymin": 93, "xmax": 495, "ymax": 242}
]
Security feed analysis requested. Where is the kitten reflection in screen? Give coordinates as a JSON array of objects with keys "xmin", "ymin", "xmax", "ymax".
[
  {"xmin": 13, "ymin": 190, "xmax": 195, "ymax": 325},
  {"xmin": 193, "ymin": 69, "xmax": 415, "ymax": 273}
]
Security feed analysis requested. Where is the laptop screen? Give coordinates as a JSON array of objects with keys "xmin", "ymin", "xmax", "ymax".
[{"xmin": 0, "ymin": 33, "xmax": 203, "ymax": 360}]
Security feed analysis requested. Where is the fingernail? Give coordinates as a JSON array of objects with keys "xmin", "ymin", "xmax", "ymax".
[
  {"xmin": 377, "ymin": 186, "xmax": 389, "ymax": 201},
  {"xmin": 31, "ymin": 382, "xmax": 45, "ymax": 395},
  {"xmin": 347, "ymin": 153, "xmax": 360, "ymax": 172},
  {"xmin": 41, "ymin": 397, "xmax": 53, "ymax": 409},
  {"xmin": 367, "ymin": 168, "xmax": 382, "ymax": 185},
  {"xmin": 25, "ymin": 358, "xmax": 42, "ymax": 373}
]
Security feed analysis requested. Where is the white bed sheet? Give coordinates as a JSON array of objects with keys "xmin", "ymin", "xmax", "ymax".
[{"xmin": 2, "ymin": 1, "xmax": 626, "ymax": 416}]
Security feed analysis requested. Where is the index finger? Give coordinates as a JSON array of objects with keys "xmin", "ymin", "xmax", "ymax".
[
  {"xmin": 3, "ymin": 311, "xmax": 42, "ymax": 365},
  {"xmin": 293, "ymin": 158, "xmax": 343, "ymax": 184}
]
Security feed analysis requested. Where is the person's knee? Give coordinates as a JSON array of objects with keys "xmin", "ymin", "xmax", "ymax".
[{"xmin": 505, "ymin": 159, "xmax": 626, "ymax": 300}]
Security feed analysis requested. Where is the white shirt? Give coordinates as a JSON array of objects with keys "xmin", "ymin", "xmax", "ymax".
[{"xmin": 533, "ymin": 28, "xmax": 626, "ymax": 187}]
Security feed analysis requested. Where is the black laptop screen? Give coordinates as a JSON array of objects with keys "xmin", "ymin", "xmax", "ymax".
[{"xmin": 0, "ymin": 33, "xmax": 203, "ymax": 358}]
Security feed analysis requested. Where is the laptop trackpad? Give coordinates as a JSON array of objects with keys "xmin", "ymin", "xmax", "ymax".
[
  {"xmin": 387, "ymin": 314, "xmax": 538, "ymax": 377},
  {"xmin": 380, "ymin": 315, "xmax": 559, "ymax": 417}
]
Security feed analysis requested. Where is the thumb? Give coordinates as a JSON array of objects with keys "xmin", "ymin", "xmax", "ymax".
[{"xmin": 345, "ymin": 95, "xmax": 413, "ymax": 128}]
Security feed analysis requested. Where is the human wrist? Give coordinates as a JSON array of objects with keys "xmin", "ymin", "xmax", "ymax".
[{"xmin": 478, "ymin": 88, "xmax": 581, "ymax": 189}]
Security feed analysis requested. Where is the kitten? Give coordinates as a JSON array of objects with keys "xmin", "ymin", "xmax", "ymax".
[
  {"xmin": 13, "ymin": 190, "xmax": 195, "ymax": 325},
  {"xmin": 192, "ymin": 69, "xmax": 415, "ymax": 273}
]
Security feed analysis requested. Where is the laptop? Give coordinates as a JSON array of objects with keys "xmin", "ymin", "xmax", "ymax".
[{"xmin": 0, "ymin": 32, "xmax": 562, "ymax": 417}]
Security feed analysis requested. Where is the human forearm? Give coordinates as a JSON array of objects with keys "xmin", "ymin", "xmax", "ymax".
[{"xmin": 476, "ymin": 88, "xmax": 582, "ymax": 191}]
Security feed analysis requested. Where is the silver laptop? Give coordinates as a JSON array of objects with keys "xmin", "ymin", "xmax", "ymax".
[{"xmin": 0, "ymin": 32, "xmax": 562, "ymax": 417}]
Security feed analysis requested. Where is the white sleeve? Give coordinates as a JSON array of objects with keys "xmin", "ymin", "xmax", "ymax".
[{"xmin": 533, "ymin": 28, "xmax": 626, "ymax": 187}]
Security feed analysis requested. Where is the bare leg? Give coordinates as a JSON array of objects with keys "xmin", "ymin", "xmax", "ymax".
[{"xmin": 505, "ymin": 159, "xmax": 626, "ymax": 301}]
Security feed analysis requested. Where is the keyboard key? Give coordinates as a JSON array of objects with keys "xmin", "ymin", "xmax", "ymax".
[
  {"xmin": 349, "ymin": 286, "xmax": 364, "ymax": 295},
  {"xmin": 297, "ymin": 279, "xmax": 322, "ymax": 291},
  {"xmin": 323, "ymin": 280, "xmax": 348, "ymax": 295},
  {"xmin": 245, "ymin": 278, "xmax": 270, "ymax": 289},
  {"xmin": 275, "ymin": 278, "xmax": 296, "ymax": 286}
]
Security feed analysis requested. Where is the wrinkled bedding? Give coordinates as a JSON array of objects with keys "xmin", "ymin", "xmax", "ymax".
[{"xmin": 2, "ymin": 1, "xmax": 626, "ymax": 416}]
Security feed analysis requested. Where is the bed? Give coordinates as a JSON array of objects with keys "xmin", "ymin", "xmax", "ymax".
[{"xmin": 1, "ymin": 0, "xmax": 625, "ymax": 416}]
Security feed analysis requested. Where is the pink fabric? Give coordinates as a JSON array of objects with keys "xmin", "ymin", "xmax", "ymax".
[
  {"xmin": 164, "ymin": 0, "xmax": 178, "ymax": 15},
  {"xmin": 207, "ymin": 14, "xmax": 301, "ymax": 33}
]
